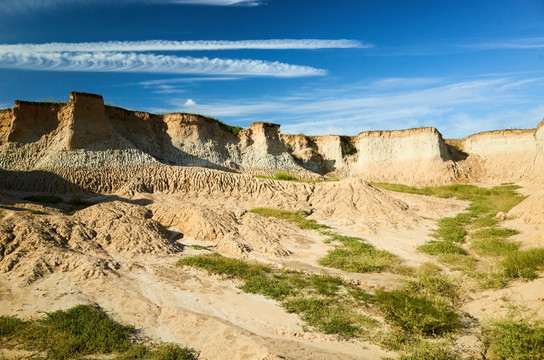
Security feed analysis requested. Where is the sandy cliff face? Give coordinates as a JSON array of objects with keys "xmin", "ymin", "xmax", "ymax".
[
  {"xmin": 0, "ymin": 92, "xmax": 302, "ymax": 174},
  {"xmin": 0, "ymin": 91, "xmax": 542, "ymax": 186},
  {"xmin": 282, "ymin": 134, "xmax": 354, "ymax": 174},
  {"xmin": 351, "ymin": 128, "xmax": 459, "ymax": 185},
  {"xmin": 459, "ymin": 126, "xmax": 543, "ymax": 183}
]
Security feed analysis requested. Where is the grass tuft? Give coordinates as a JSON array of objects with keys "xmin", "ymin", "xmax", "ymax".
[
  {"xmin": 274, "ymin": 171, "xmax": 299, "ymax": 181},
  {"xmin": 218, "ymin": 120, "xmax": 242, "ymax": 136},
  {"xmin": 190, "ymin": 244, "xmax": 211, "ymax": 251},
  {"xmin": 502, "ymin": 248, "xmax": 544, "ymax": 280},
  {"xmin": 318, "ymin": 232, "xmax": 401, "ymax": 273},
  {"xmin": 249, "ymin": 207, "xmax": 329, "ymax": 230},
  {"xmin": 418, "ymin": 241, "xmax": 467, "ymax": 255},
  {"xmin": 373, "ymin": 289, "xmax": 460, "ymax": 336},
  {"xmin": 27, "ymin": 209, "xmax": 49, "ymax": 215},
  {"xmin": 482, "ymin": 315, "xmax": 544, "ymax": 360}
]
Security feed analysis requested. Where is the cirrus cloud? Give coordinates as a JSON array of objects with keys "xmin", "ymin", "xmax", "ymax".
[
  {"xmin": 0, "ymin": 50, "xmax": 326, "ymax": 77},
  {"xmin": 0, "ymin": 0, "xmax": 262, "ymax": 13},
  {"xmin": 0, "ymin": 39, "xmax": 367, "ymax": 53}
]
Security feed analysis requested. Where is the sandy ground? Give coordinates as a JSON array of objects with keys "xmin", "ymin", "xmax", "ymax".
[{"xmin": 1, "ymin": 177, "xmax": 543, "ymax": 360}]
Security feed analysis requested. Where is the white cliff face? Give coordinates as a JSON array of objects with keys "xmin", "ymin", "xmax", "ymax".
[
  {"xmin": 463, "ymin": 130, "xmax": 538, "ymax": 156},
  {"xmin": 536, "ymin": 119, "xmax": 544, "ymax": 146},
  {"xmin": 460, "ymin": 129, "xmax": 543, "ymax": 183},
  {"xmin": 356, "ymin": 129, "xmax": 449, "ymax": 163},
  {"xmin": 350, "ymin": 128, "xmax": 458, "ymax": 185}
]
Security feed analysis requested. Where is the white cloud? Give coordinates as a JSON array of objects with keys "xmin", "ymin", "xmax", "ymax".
[
  {"xmin": 0, "ymin": 0, "xmax": 262, "ymax": 13},
  {"xmin": 0, "ymin": 39, "xmax": 365, "ymax": 53},
  {"xmin": 139, "ymin": 77, "xmax": 241, "ymax": 86},
  {"xmin": 184, "ymin": 99, "xmax": 196, "ymax": 106},
  {"xmin": 495, "ymin": 78, "xmax": 543, "ymax": 92},
  {"xmin": 165, "ymin": 0, "xmax": 260, "ymax": 5},
  {"xmin": 464, "ymin": 37, "xmax": 544, "ymax": 50},
  {"xmin": 0, "ymin": 51, "xmax": 325, "ymax": 77}
]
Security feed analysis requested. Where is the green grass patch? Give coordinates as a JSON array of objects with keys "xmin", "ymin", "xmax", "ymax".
[
  {"xmin": 249, "ymin": 207, "xmax": 329, "ymax": 230},
  {"xmin": 482, "ymin": 315, "xmax": 544, "ymax": 360},
  {"xmin": 116, "ymin": 343, "xmax": 192, "ymax": 360},
  {"xmin": 190, "ymin": 244, "xmax": 211, "ymax": 251},
  {"xmin": 283, "ymin": 298, "xmax": 370, "ymax": 338},
  {"xmin": 273, "ymin": 171, "xmax": 298, "ymax": 181},
  {"xmin": 404, "ymin": 263, "xmax": 459, "ymax": 303},
  {"xmin": 0, "ymin": 305, "xmax": 193, "ymax": 360},
  {"xmin": 418, "ymin": 241, "xmax": 467, "ymax": 255},
  {"xmin": 434, "ymin": 215, "xmax": 468, "ymax": 243},
  {"xmin": 27, "ymin": 209, "xmax": 49, "ymax": 215},
  {"xmin": 318, "ymin": 232, "xmax": 401, "ymax": 273},
  {"xmin": 394, "ymin": 339, "xmax": 459, "ymax": 360},
  {"xmin": 373, "ymin": 289, "xmax": 460, "ymax": 337},
  {"xmin": 218, "ymin": 120, "xmax": 242, "ymax": 136},
  {"xmin": 438, "ymin": 253, "xmax": 476, "ymax": 272},
  {"xmin": 24, "ymin": 195, "xmax": 63, "ymax": 204},
  {"xmin": 470, "ymin": 215, "xmax": 499, "ymax": 228},
  {"xmin": 0, "ymin": 305, "xmax": 133, "ymax": 358},
  {"xmin": 178, "ymin": 253, "xmax": 271, "ymax": 279},
  {"xmin": 502, "ymin": 248, "xmax": 544, "ymax": 280},
  {"xmin": 471, "ymin": 238, "xmax": 520, "ymax": 257},
  {"xmin": 254, "ymin": 172, "xmax": 328, "ymax": 182}
]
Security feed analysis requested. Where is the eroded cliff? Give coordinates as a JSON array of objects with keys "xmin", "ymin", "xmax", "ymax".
[{"xmin": 0, "ymin": 91, "xmax": 543, "ymax": 188}]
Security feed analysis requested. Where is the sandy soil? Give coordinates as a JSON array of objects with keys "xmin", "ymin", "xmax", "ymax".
[{"xmin": 1, "ymin": 174, "xmax": 543, "ymax": 360}]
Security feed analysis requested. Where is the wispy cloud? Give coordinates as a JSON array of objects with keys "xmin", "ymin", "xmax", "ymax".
[
  {"xmin": 0, "ymin": 0, "xmax": 262, "ymax": 13},
  {"xmin": 495, "ymin": 78, "xmax": 544, "ymax": 92},
  {"xmin": 0, "ymin": 51, "xmax": 325, "ymax": 77},
  {"xmin": 165, "ymin": 0, "xmax": 261, "ymax": 5},
  {"xmin": 464, "ymin": 37, "xmax": 544, "ymax": 50},
  {"xmin": 0, "ymin": 39, "xmax": 366, "ymax": 53},
  {"xmin": 153, "ymin": 77, "xmax": 544, "ymax": 138},
  {"xmin": 139, "ymin": 77, "xmax": 241, "ymax": 86}
]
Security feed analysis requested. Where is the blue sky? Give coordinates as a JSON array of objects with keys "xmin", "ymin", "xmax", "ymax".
[{"xmin": 1, "ymin": 0, "xmax": 544, "ymax": 138}]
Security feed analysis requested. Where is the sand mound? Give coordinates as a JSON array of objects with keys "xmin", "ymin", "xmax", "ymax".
[
  {"xmin": 508, "ymin": 190, "xmax": 544, "ymax": 225},
  {"xmin": 309, "ymin": 177, "xmax": 413, "ymax": 233},
  {"xmin": 150, "ymin": 200, "xmax": 303, "ymax": 257},
  {"xmin": 74, "ymin": 201, "xmax": 178, "ymax": 255},
  {"xmin": 0, "ymin": 201, "xmax": 180, "ymax": 284}
]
